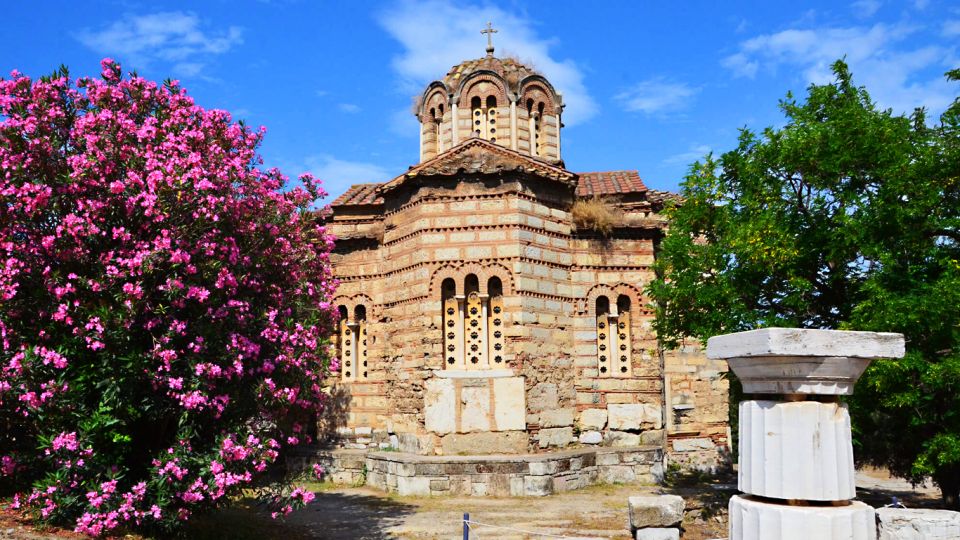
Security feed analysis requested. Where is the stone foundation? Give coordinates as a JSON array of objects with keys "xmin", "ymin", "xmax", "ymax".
[{"xmin": 289, "ymin": 445, "xmax": 663, "ymax": 497}]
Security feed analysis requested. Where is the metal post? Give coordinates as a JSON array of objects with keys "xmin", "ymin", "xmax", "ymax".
[{"xmin": 462, "ymin": 512, "xmax": 469, "ymax": 539}]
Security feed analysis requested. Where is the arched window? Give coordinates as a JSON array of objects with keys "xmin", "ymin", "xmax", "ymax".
[
  {"xmin": 595, "ymin": 295, "xmax": 632, "ymax": 378},
  {"xmin": 471, "ymin": 96, "xmax": 484, "ymax": 139},
  {"xmin": 442, "ymin": 278, "xmax": 462, "ymax": 369},
  {"xmin": 486, "ymin": 95, "xmax": 497, "ymax": 143},
  {"xmin": 536, "ymin": 102, "xmax": 546, "ymax": 156},
  {"xmin": 436, "ymin": 104, "xmax": 445, "ymax": 153},
  {"xmin": 488, "ymin": 277, "xmax": 505, "ymax": 366},
  {"xmin": 527, "ymin": 99, "xmax": 544, "ymax": 157},
  {"xmin": 338, "ymin": 304, "xmax": 369, "ymax": 382},
  {"xmin": 441, "ymin": 275, "xmax": 507, "ymax": 371}
]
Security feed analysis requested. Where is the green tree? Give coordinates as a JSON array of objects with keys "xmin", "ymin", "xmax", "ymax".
[{"xmin": 647, "ymin": 61, "xmax": 960, "ymax": 507}]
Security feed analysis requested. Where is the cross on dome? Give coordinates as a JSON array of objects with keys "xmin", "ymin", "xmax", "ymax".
[{"xmin": 481, "ymin": 22, "xmax": 497, "ymax": 56}]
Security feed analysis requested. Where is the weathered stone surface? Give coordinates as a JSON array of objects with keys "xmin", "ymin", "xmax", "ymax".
[
  {"xmin": 424, "ymin": 379, "xmax": 456, "ymax": 434},
  {"xmin": 396, "ymin": 476, "xmax": 432, "ymax": 496},
  {"xmin": 707, "ymin": 328, "xmax": 905, "ymax": 395},
  {"xmin": 579, "ymin": 408, "xmax": 608, "ymax": 430},
  {"xmin": 524, "ymin": 475, "xmax": 554, "ymax": 496},
  {"xmin": 877, "ymin": 508, "xmax": 960, "ymax": 540},
  {"xmin": 579, "ymin": 431, "xmax": 602, "ymax": 444},
  {"xmin": 528, "ymin": 382, "xmax": 559, "ymax": 412},
  {"xmin": 635, "ymin": 528, "xmax": 679, "ymax": 540},
  {"xmin": 608, "ymin": 403, "xmax": 662, "ymax": 431},
  {"xmin": 441, "ymin": 431, "xmax": 528, "ymax": 455},
  {"xmin": 729, "ymin": 495, "xmax": 876, "ymax": 540},
  {"xmin": 628, "ymin": 495, "xmax": 685, "ymax": 528},
  {"xmin": 538, "ymin": 427, "xmax": 574, "ymax": 448},
  {"xmin": 540, "ymin": 408, "xmax": 575, "ymax": 428},
  {"xmin": 492, "ymin": 377, "xmax": 526, "ymax": 431},
  {"xmin": 460, "ymin": 386, "xmax": 491, "ymax": 433},
  {"xmin": 606, "ymin": 430, "xmax": 641, "ymax": 447},
  {"xmin": 706, "ymin": 328, "xmax": 906, "ymax": 360},
  {"xmin": 739, "ymin": 400, "xmax": 855, "ymax": 501},
  {"xmin": 671, "ymin": 437, "xmax": 715, "ymax": 453},
  {"xmin": 639, "ymin": 430, "xmax": 665, "ymax": 446}
]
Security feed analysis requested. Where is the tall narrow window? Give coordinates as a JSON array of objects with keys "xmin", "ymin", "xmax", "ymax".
[
  {"xmin": 436, "ymin": 104, "xmax": 445, "ymax": 153},
  {"xmin": 463, "ymin": 274, "xmax": 487, "ymax": 369},
  {"xmin": 595, "ymin": 295, "xmax": 632, "ymax": 378},
  {"xmin": 472, "ymin": 96, "xmax": 485, "ymax": 139},
  {"xmin": 526, "ymin": 99, "xmax": 537, "ymax": 156},
  {"xmin": 535, "ymin": 102, "xmax": 546, "ymax": 156},
  {"xmin": 486, "ymin": 95, "xmax": 497, "ymax": 143},
  {"xmin": 338, "ymin": 304, "xmax": 369, "ymax": 382},
  {"xmin": 442, "ymin": 278, "xmax": 462, "ymax": 369},
  {"xmin": 442, "ymin": 275, "xmax": 506, "ymax": 371},
  {"xmin": 615, "ymin": 295, "xmax": 632, "ymax": 376},
  {"xmin": 487, "ymin": 277, "xmax": 505, "ymax": 366}
]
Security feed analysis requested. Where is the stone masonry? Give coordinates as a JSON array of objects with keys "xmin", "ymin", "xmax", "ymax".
[{"xmin": 323, "ymin": 39, "xmax": 727, "ymax": 470}]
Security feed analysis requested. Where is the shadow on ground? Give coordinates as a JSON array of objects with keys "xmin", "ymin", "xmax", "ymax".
[{"xmin": 285, "ymin": 491, "xmax": 418, "ymax": 539}]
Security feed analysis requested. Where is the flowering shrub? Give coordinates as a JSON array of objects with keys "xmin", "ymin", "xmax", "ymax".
[{"xmin": 0, "ymin": 59, "xmax": 337, "ymax": 535}]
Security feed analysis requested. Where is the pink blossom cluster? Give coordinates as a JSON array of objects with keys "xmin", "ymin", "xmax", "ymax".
[{"xmin": 0, "ymin": 59, "xmax": 337, "ymax": 535}]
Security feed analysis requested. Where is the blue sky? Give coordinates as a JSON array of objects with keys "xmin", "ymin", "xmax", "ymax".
[{"xmin": 3, "ymin": 1, "xmax": 958, "ymax": 201}]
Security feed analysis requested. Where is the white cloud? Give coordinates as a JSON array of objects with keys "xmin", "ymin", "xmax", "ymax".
[
  {"xmin": 615, "ymin": 78, "xmax": 699, "ymax": 115},
  {"xmin": 722, "ymin": 22, "xmax": 956, "ymax": 115},
  {"xmin": 663, "ymin": 145, "xmax": 712, "ymax": 165},
  {"xmin": 305, "ymin": 155, "xmax": 391, "ymax": 200},
  {"xmin": 75, "ymin": 11, "xmax": 243, "ymax": 77},
  {"xmin": 376, "ymin": 0, "xmax": 597, "ymax": 126},
  {"xmin": 338, "ymin": 103, "xmax": 361, "ymax": 113},
  {"xmin": 852, "ymin": 0, "xmax": 882, "ymax": 18}
]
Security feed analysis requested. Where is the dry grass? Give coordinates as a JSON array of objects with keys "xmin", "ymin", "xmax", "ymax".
[{"xmin": 571, "ymin": 197, "xmax": 622, "ymax": 236}]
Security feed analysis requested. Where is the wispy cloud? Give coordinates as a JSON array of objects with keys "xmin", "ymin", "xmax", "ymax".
[
  {"xmin": 722, "ymin": 22, "xmax": 956, "ymax": 115},
  {"xmin": 852, "ymin": 0, "xmax": 882, "ymax": 18},
  {"xmin": 305, "ymin": 155, "xmax": 391, "ymax": 199},
  {"xmin": 663, "ymin": 144, "xmax": 713, "ymax": 165},
  {"xmin": 75, "ymin": 11, "xmax": 243, "ymax": 77},
  {"xmin": 337, "ymin": 103, "xmax": 361, "ymax": 113},
  {"xmin": 615, "ymin": 78, "xmax": 699, "ymax": 115},
  {"xmin": 377, "ymin": 0, "xmax": 597, "ymax": 127}
]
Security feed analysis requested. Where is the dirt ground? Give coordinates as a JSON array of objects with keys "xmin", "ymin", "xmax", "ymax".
[{"xmin": 0, "ymin": 468, "xmax": 942, "ymax": 539}]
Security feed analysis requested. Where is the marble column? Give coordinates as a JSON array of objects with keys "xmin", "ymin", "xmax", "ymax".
[{"xmin": 706, "ymin": 328, "xmax": 904, "ymax": 540}]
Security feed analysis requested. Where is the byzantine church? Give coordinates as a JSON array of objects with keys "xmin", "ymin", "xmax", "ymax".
[{"xmin": 326, "ymin": 30, "xmax": 727, "ymax": 469}]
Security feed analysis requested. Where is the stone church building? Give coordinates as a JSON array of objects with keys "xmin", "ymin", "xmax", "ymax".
[{"xmin": 324, "ymin": 38, "xmax": 727, "ymax": 474}]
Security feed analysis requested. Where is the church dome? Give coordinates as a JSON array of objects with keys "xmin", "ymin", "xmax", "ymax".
[
  {"xmin": 441, "ymin": 56, "xmax": 538, "ymax": 94},
  {"xmin": 415, "ymin": 24, "xmax": 564, "ymax": 165}
]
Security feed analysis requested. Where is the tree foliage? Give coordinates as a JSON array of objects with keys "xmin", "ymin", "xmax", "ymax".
[
  {"xmin": 0, "ymin": 60, "xmax": 337, "ymax": 534},
  {"xmin": 648, "ymin": 61, "xmax": 960, "ymax": 507}
]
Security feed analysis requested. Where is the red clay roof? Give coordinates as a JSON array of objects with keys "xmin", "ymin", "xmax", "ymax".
[
  {"xmin": 331, "ymin": 183, "xmax": 383, "ymax": 207},
  {"xmin": 575, "ymin": 171, "xmax": 647, "ymax": 197}
]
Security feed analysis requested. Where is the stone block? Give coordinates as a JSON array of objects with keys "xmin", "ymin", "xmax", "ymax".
[
  {"xmin": 538, "ymin": 427, "xmax": 574, "ymax": 448},
  {"xmin": 607, "ymin": 431, "xmax": 641, "ymax": 447},
  {"xmin": 424, "ymin": 379, "xmax": 456, "ymax": 434},
  {"xmin": 528, "ymin": 460, "xmax": 558, "ymax": 476},
  {"xmin": 396, "ymin": 476, "xmax": 432, "ymax": 496},
  {"xmin": 601, "ymin": 465, "xmax": 636, "ymax": 484},
  {"xmin": 440, "ymin": 431, "xmax": 528, "ymax": 455},
  {"xmin": 640, "ymin": 430, "xmax": 665, "ymax": 446},
  {"xmin": 492, "ymin": 377, "xmax": 526, "ymax": 431},
  {"xmin": 524, "ymin": 475, "xmax": 554, "ymax": 496},
  {"xmin": 635, "ymin": 529, "xmax": 680, "ymax": 540},
  {"xmin": 460, "ymin": 386, "xmax": 491, "ymax": 432},
  {"xmin": 540, "ymin": 408, "xmax": 575, "ymax": 428},
  {"xmin": 628, "ymin": 495, "xmax": 685, "ymax": 528},
  {"xmin": 729, "ymin": 495, "xmax": 876, "ymax": 540},
  {"xmin": 608, "ymin": 403, "xmax": 662, "ymax": 431},
  {"xmin": 579, "ymin": 408, "xmax": 608, "ymax": 430},
  {"xmin": 528, "ymin": 383, "xmax": 559, "ymax": 412},
  {"xmin": 671, "ymin": 437, "xmax": 715, "ymax": 453},
  {"xmin": 739, "ymin": 400, "xmax": 854, "ymax": 501},
  {"xmin": 579, "ymin": 431, "xmax": 602, "ymax": 444},
  {"xmin": 877, "ymin": 508, "xmax": 960, "ymax": 540}
]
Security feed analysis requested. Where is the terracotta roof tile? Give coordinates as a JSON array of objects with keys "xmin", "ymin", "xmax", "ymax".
[
  {"xmin": 331, "ymin": 183, "xmax": 383, "ymax": 207},
  {"xmin": 575, "ymin": 171, "xmax": 648, "ymax": 197}
]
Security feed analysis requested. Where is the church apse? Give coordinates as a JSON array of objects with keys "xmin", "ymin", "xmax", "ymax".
[{"xmin": 324, "ymin": 27, "xmax": 727, "ymax": 465}]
